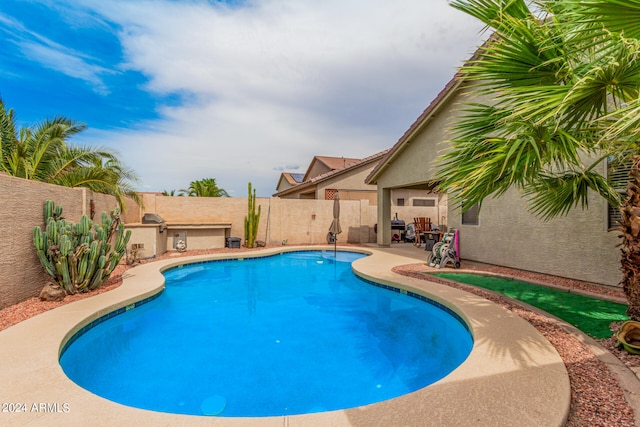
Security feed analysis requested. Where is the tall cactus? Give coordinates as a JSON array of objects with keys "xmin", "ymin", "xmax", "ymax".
[
  {"xmin": 33, "ymin": 200, "xmax": 131, "ymax": 295},
  {"xmin": 244, "ymin": 182, "xmax": 261, "ymax": 248}
]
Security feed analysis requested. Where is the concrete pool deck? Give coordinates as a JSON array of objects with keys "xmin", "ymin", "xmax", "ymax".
[{"xmin": 0, "ymin": 246, "xmax": 570, "ymax": 426}]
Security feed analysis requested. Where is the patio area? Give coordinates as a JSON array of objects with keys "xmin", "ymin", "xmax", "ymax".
[{"xmin": 0, "ymin": 245, "xmax": 573, "ymax": 426}]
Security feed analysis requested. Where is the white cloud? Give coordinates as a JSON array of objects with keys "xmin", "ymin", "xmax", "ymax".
[
  {"xmin": 0, "ymin": 12, "xmax": 112, "ymax": 94},
  {"xmin": 70, "ymin": 0, "xmax": 486, "ymax": 196},
  {"xmin": 19, "ymin": 41, "xmax": 112, "ymax": 94}
]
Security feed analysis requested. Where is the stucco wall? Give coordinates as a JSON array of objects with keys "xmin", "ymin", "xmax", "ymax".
[
  {"xmin": 448, "ymin": 186, "xmax": 621, "ymax": 287},
  {"xmin": 316, "ymin": 163, "xmax": 377, "ymax": 196},
  {"xmin": 305, "ymin": 161, "xmax": 330, "ymax": 181},
  {"xmin": 376, "ymin": 94, "xmax": 463, "ymax": 189},
  {"xmin": 387, "ymin": 190, "xmax": 448, "ymax": 229},
  {"xmin": 124, "ymin": 225, "xmax": 163, "ymax": 259},
  {"xmin": 0, "ymin": 174, "xmax": 121, "ymax": 309}
]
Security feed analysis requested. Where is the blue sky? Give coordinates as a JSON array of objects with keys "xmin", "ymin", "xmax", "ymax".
[{"xmin": 0, "ymin": 0, "xmax": 485, "ymax": 196}]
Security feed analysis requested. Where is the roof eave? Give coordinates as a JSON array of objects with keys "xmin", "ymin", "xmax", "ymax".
[{"xmin": 365, "ymin": 77, "xmax": 463, "ymax": 185}]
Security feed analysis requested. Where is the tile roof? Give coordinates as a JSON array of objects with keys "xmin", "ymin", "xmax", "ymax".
[
  {"xmin": 314, "ymin": 156, "xmax": 362, "ymax": 170},
  {"xmin": 281, "ymin": 172, "xmax": 304, "ymax": 185},
  {"xmin": 302, "ymin": 155, "xmax": 362, "ymax": 182},
  {"xmin": 289, "ymin": 173, "xmax": 304, "ymax": 183},
  {"xmin": 273, "ymin": 149, "xmax": 390, "ymax": 197}
]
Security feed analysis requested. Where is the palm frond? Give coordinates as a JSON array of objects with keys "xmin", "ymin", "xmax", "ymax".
[
  {"xmin": 450, "ymin": 0, "xmax": 532, "ymax": 28},
  {"xmin": 524, "ymin": 169, "xmax": 623, "ymax": 220},
  {"xmin": 563, "ymin": 0, "xmax": 640, "ymax": 40}
]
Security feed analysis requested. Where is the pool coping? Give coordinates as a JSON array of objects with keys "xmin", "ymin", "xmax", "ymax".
[{"xmin": 0, "ymin": 246, "xmax": 570, "ymax": 426}]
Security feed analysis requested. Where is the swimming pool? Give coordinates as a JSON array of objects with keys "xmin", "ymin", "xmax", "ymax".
[{"xmin": 60, "ymin": 250, "xmax": 473, "ymax": 417}]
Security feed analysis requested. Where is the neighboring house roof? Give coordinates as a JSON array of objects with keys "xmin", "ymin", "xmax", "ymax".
[
  {"xmin": 365, "ymin": 76, "xmax": 462, "ymax": 185},
  {"xmin": 275, "ymin": 172, "xmax": 305, "ymax": 192},
  {"xmin": 287, "ymin": 173, "xmax": 305, "ymax": 183},
  {"xmin": 273, "ymin": 149, "xmax": 390, "ymax": 198},
  {"xmin": 302, "ymin": 155, "xmax": 362, "ymax": 182}
]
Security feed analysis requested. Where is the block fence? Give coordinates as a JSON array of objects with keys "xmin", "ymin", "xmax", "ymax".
[{"xmin": 1, "ymin": 176, "xmax": 440, "ymax": 309}]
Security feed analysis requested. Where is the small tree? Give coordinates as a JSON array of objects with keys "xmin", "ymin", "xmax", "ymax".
[
  {"xmin": 0, "ymin": 98, "xmax": 140, "ymax": 210},
  {"xmin": 244, "ymin": 182, "xmax": 261, "ymax": 248},
  {"xmin": 438, "ymin": 0, "xmax": 640, "ymax": 319},
  {"xmin": 179, "ymin": 178, "xmax": 229, "ymax": 197},
  {"xmin": 33, "ymin": 200, "xmax": 131, "ymax": 295}
]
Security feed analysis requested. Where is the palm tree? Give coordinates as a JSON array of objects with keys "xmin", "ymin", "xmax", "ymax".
[
  {"xmin": 436, "ymin": 0, "xmax": 640, "ymax": 318},
  {"xmin": 0, "ymin": 98, "xmax": 139, "ymax": 208},
  {"xmin": 179, "ymin": 178, "xmax": 229, "ymax": 197}
]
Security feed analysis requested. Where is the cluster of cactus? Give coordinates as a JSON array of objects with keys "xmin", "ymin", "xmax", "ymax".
[
  {"xmin": 33, "ymin": 200, "xmax": 131, "ymax": 295},
  {"xmin": 244, "ymin": 182, "xmax": 261, "ymax": 248}
]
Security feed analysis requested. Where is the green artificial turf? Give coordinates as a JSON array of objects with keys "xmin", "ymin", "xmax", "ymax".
[{"xmin": 433, "ymin": 273, "xmax": 629, "ymax": 339}]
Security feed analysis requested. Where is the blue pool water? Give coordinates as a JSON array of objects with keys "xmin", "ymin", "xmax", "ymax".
[{"xmin": 60, "ymin": 251, "xmax": 473, "ymax": 417}]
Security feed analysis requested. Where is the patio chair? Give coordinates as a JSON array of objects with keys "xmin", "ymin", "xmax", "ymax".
[{"xmin": 413, "ymin": 217, "xmax": 431, "ymax": 246}]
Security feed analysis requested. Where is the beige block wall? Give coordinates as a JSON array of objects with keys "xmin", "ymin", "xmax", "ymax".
[
  {"xmin": 129, "ymin": 194, "xmax": 454, "ymax": 251},
  {"xmin": 129, "ymin": 194, "xmax": 382, "ymax": 247},
  {"xmin": 0, "ymin": 174, "xmax": 121, "ymax": 309}
]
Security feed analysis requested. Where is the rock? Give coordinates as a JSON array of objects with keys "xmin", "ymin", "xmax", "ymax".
[{"xmin": 39, "ymin": 282, "xmax": 66, "ymax": 302}]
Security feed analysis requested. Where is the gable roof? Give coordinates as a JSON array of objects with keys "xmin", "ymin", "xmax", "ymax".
[
  {"xmin": 302, "ymin": 155, "xmax": 362, "ymax": 182},
  {"xmin": 365, "ymin": 76, "xmax": 462, "ymax": 185},
  {"xmin": 365, "ymin": 36, "xmax": 496, "ymax": 186},
  {"xmin": 281, "ymin": 172, "xmax": 304, "ymax": 185},
  {"xmin": 275, "ymin": 172, "xmax": 305, "ymax": 192},
  {"xmin": 288, "ymin": 173, "xmax": 304, "ymax": 183},
  {"xmin": 273, "ymin": 149, "xmax": 390, "ymax": 197}
]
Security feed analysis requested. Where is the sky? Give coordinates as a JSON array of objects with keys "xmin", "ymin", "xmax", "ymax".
[{"xmin": 0, "ymin": 0, "xmax": 486, "ymax": 197}]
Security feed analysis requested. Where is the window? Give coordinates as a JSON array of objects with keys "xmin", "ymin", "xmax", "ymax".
[
  {"xmin": 608, "ymin": 159, "xmax": 631, "ymax": 229},
  {"xmin": 413, "ymin": 198, "xmax": 436, "ymax": 207},
  {"xmin": 397, "ymin": 198, "xmax": 405, "ymax": 206},
  {"xmin": 461, "ymin": 203, "xmax": 479, "ymax": 225}
]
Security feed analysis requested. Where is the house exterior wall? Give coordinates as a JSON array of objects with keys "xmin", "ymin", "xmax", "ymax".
[
  {"xmin": 276, "ymin": 181, "xmax": 294, "ymax": 192},
  {"xmin": 315, "ymin": 163, "xmax": 379, "ymax": 203},
  {"xmin": 276, "ymin": 159, "xmax": 380, "ymax": 202},
  {"xmin": 372, "ymin": 84, "xmax": 620, "ymax": 286},
  {"xmin": 389, "ymin": 190, "xmax": 448, "ymax": 228},
  {"xmin": 305, "ymin": 161, "xmax": 331, "ymax": 181},
  {"xmin": 374, "ymin": 88, "xmax": 468, "ymax": 190},
  {"xmin": 448, "ymin": 185, "xmax": 620, "ymax": 286},
  {"xmin": 373, "ymin": 87, "xmax": 465, "ymax": 247},
  {"xmin": 277, "ymin": 188, "xmax": 313, "ymax": 199},
  {"xmin": 275, "ymin": 175, "xmax": 297, "ymax": 193}
]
